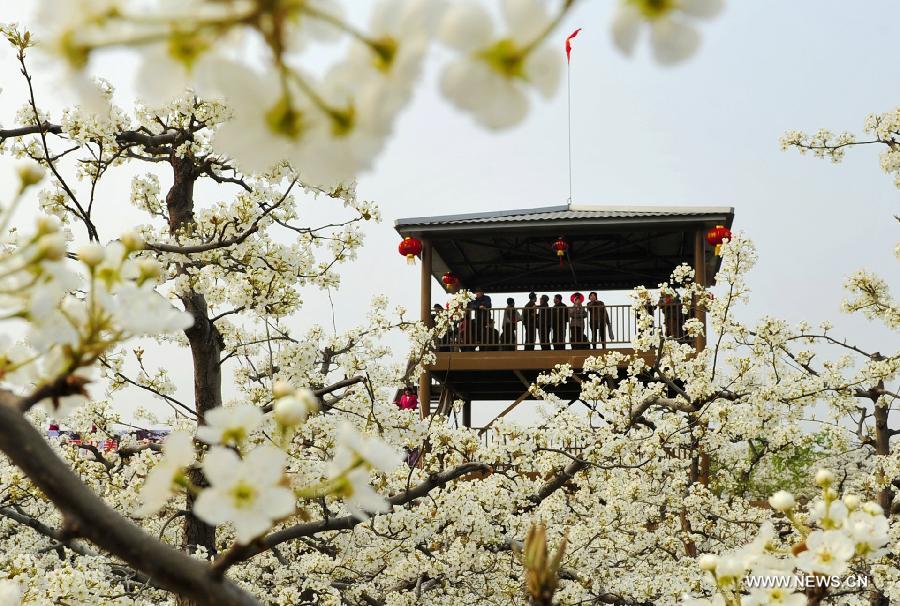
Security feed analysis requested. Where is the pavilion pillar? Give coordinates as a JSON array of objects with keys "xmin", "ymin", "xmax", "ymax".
[
  {"xmin": 419, "ymin": 239, "xmax": 432, "ymax": 418},
  {"xmin": 693, "ymin": 228, "xmax": 710, "ymax": 487},
  {"xmin": 693, "ymin": 229, "xmax": 707, "ymax": 352},
  {"xmin": 462, "ymin": 400, "xmax": 471, "ymax": 428}
]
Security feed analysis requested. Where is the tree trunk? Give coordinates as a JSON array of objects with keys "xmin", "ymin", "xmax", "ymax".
[
  {"xmin": 873, "ymin": 396, "xmax": 893, "ymax": 513},
  {"xmin": 165, "ymin": 153, "xmax": 223, "ymax": 606},
  {"xmin": 870, "ymin": 380, "xmax": 892, "ymax": 606}
]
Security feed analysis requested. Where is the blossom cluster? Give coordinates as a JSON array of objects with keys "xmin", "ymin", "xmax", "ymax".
[
  {"xmin": 15, "ymin": 0, "xmax": 727, "ymax": 187},
  {"xmin": 684, "ymin": 470, "xmax": 891, "ymax": 606}
]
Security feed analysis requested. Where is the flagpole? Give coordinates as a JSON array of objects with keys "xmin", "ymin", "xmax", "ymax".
[
  {"xmin": 567, "ymin": 58, "xmax": 572, "ymax": 206},
  {"xmin": 564, "ymin": 28, "xmax": 580, "ymax": 207}
]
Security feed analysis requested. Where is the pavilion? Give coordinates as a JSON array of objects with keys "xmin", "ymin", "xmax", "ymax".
[{"xmin": 394, "ymin": 204, "xmax": 734, "ymax": 426}]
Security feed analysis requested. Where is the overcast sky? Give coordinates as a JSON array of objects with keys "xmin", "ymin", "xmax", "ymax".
[{"xmin": 1, "ymin": 1, "xmax": 897, "ymax": 427}]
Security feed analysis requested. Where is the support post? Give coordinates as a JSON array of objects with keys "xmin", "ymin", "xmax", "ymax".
[
  {"xmin": 693, "ymin": 228, "xmax": 711, "ymax": 486},
  {"xmin": 419, "ymin": 239, "xmax": 432, "ymax": 418},
  {"xmin": 462, "ymin": 400, "xmax": 471, "ymax": 428},
  {"xmin": 693, "ymin": 228, "xmax": 707, "ymax": 352}
]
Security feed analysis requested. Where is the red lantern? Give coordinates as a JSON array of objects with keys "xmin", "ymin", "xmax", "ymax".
[
  {"xmin": 441, "ymin": 272, "xmax": 459, "ymax": 291},
  {"xmin": 552, "ymin": 237, "xmax": 568, "ymax": 267},
  {"xmin": 705, "ymin": 225, "xmax": 732, "ymax": 256},
  {"xmin": 398, "ymin": 236, "xmax": 423, "ymax": 265}
]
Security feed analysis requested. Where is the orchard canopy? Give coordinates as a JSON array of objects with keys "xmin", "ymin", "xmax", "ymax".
[{"xmin": 0, "ymin": 2, "xmax": 897, "ymax": 606}]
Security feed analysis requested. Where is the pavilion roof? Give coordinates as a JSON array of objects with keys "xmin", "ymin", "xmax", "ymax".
[{"xmin": 395, "ymin": 204, "xmax": 734, "ymax": 292}]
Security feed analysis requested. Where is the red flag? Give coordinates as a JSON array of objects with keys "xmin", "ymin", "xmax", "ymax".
[{"xmin": 565, "ymin": 28, "xmax": 582, "ymax": 63}]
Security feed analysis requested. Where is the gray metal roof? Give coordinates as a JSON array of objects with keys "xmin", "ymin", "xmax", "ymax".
[
  {"xmin": 393, "ymin": 204, "xmax": 734, "ymax": 292},
  {"xmin": 395, "ymin": 204, "xmax": 734, "ymax": 229}
]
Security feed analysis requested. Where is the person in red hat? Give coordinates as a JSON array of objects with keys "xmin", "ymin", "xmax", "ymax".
[{"xmin": 568, "ymin": 292, "xmax": 588, "ymax": 349}]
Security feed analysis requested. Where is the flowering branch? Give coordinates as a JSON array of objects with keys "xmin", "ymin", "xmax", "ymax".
[{"xmin": 0, "ymin": 390, "xmax": 260, "ymax": 606}]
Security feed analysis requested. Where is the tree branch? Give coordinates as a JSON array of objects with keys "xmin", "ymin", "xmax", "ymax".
[
  {"xmin": 0, "ymin": 391, "xmax": 259, "ymax": 606},
  {"xmin": 231, "ymin": 462, "xmax": 491, "ymax": 564}
]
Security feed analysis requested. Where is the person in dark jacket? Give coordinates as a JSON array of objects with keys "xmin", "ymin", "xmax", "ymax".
[
  {"xmin": 551, "ymin": 294, "xmax": 568, "ymax": 350},
  {"xmin": 587, "ymin": 291, "xmax": 615, "ymax": 349},
  {"xmin": 660, "ymin": 295, "xmax": 685, "ymax": 341},
  {"xmin": 501, "ymin": 297, "xmax": 521, "ymax": 351},
  {"xmin": 522, "ymin": 292, "xmax": 538, "ymax": 351},
  {"xmin": 467, "ymin": 288, "xmax": 492, "ymax": 349},
  {"xmin": 537, "ymin": 294, "xmax": 551, "ymax": 350}
]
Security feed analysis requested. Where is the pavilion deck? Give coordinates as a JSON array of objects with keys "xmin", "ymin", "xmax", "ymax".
[
  {"xmin": 396, "ymin": 203, "xmax": 734, "ymax": 420},
  {"xmin": 430, "ymin": 301, "xmax": 690, "ymax": 371}
]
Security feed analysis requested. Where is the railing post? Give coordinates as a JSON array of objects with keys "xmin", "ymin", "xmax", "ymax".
[{"xmin": 419, "ymin": 239, "xmax": 432, "ymax": 418}]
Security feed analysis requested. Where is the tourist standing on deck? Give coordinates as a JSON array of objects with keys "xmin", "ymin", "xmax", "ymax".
[
  {"xmin": 568, "ymin": 292, "xmax": 588, "ymax": 349},
  {"xmin": 551, "ymin": 294, "xmax": 568, "ymax": 350},
  {"xmin": 587, "ymin": 291, "xmax": 615, "ymax": 349},
  {"xmin": 538, "ymin": 294, "xmax": 551, "ymax": 350},
  {"xmin": 522, "ymin": 292, "xmax": 538, "ymax": 351},
  {"xmin": 468, "ymin": 288, "xmax": 492, "ymax": 349},
  {"xmin": 501, "ymin": 297, "xmax": 521, "ymax": 351}
]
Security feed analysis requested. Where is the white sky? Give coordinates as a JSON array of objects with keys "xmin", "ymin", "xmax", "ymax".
[{"xmin": 1, "ymin": 1, "xmax": 897, "ymax": 428}]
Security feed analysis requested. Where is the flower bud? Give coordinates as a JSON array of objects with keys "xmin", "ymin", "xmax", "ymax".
[
  {"xmin": 120, "ymin": 230, "xmax": 144, "ymax": 252},
  {"xmin": 769, "ymin": 490, "xmax": 795, "ymax": 512},
  {"xmin": 137, "ymin": 259, "xmax": 161, "ymax": 281},
  {"xmin": 272, "ymin": 380, "xmax": 294, "ymax": 399},
  {"xmin": 815, "ymin": 468, "xmax": 834, "ymax": 488},
  {"xmin": 698, "ymin": 554, "xmax": 718, "ymax": 572},
  {"xmin": 35, "ymin": 215, "xmax": 60, "ymax": 235},
  {"xmin": 842, "ymin": 494, "xmax": 860, "ymax": 510},
  {"xmin": 273, "ymin": 396, "xmax": 305, "ymax": 427},
  {"xmin": 77, "ymin": 243, "xmax": 106, "ymax": 267},
  {"xmin": 35, "ymin": 233, "xmax": 66, "ymax": 261},
  {"xmin": 861, "ymin": 502, "xmax": 884, "ymax": 517},
  {"xmin": 16, "ymin": 161, "xmax": 44, "ymax": 191}
]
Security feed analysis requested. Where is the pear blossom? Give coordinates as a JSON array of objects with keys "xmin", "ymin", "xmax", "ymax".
[
  {"xmin": 814, "ymin": 468, "xmax": 834, "ymax": 487},
  {"xmin": 808, "ymin": 499, "xmax": 848, "ymax": 530},
  {"xmin": 742, "ymin": 586, "xmax": 806, "ymax": 606},
  {"xmin": 0, "ymin": 580, "xmax": 23, "ymax": 606},
  {"xmin": 336, "ymin": 467, "xmax": 394, "ymax": 521},
  {"xmin": 438, "ymin": 0, "xmax": 561, "ymax": 129},
  {"xmin": 196, "ymin": 404, "xmax": 265, "ymax": 447},
  {"xmin": 135, "ymin": 431, "xmax": 196, "ymax": 517},
  {"xmin": 796, "ymin": 530, "xmax": 855, "ymax": 576},
  {"xmin": 76, "ymin": 242, "xmax": 105, "ymax": 267},
  {"xmin": 846, "ymin": 510, "xmax": 890, "ymax": 558},
  {"xmin": 193, "ymin": 445, "xmax": 295, "ymax": 544},
  {"xmin": 104, "ymin": 284, "xmax": 194, "ymax": 336},
  {"xmin": 697, "ymin": 553, "xmax": 717, "ymax": 571},
  {"xmin": 611, "ymin": 0, "xmax": 723, "ymax": 65},
  {"xmin": 326, "ymin": 423, "xmax": 402, "ymax": 520},
  {"xmin": 273, "ymin": 388, "xmax": 318, "ymax": 427},
  {"xmin": 768, "ymin": 490, "xmax": 795, "ymax": 512},
  {"xmin": 331, "ymin": 422, "xmax": 403, "ymax": 473}
]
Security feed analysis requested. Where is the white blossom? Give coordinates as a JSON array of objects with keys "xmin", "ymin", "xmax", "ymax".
[
  {"xmin": 135, "ymin": 431, "xmax": 196, "ymax": 517},
  {"xmin": 194, "ymin": 445, "xmax": 295, "ymax": 544},
  {"xmin": 611, "ymin": 0, "xmax": 723, "ymax": 65},
  {"xmin": 196, "ymin": 404, "xmax": 265, "ymax": 447}
]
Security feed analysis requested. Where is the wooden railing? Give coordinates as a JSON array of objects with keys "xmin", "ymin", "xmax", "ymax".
[{"xmin": 434, "ymin": 302, "xmax": 692, "ymax": 352}]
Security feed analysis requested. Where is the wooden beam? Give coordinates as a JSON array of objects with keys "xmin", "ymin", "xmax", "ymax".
[
  {"xmin": 462, "ymin": 400, "xmax": 471, "ymax": 428},
  {"xmin": 513, "ymin": 370, "xmax": 532, "ymax": 390},
  {"xmin": 419, "ymin": 239, "xmax": 432, "ymax": 418},
  {"xmin": 429, "ymin": 349, "xmax": 651, "ymax": 371},
  {"xmin": 478, "ymin": 389, "xmax": 532, "ymax": 435}
]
